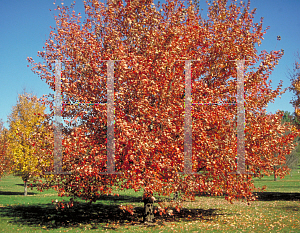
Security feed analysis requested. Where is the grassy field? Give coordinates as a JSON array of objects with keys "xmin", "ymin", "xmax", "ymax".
[{"xmin": 0, "ymin": 168, "xmax": 299, "ymax": 232}]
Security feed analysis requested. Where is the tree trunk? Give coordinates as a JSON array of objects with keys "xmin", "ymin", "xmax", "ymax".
[
  {"xmin": 24, "ymin": 180, "xmax": 28, "ymax": 196},
  {"xmin": 274, "ymin": 165, "xmax": 277, "ymax": 181},
  {"xmin": 256, "ymin": 167, "xmax": 262, "ymax": 179},
  {"xmin": 173, "ymin": 191, "xmax": 179, "ymax": 201},
  {"xmin": 143, "ymin": 194, "xmax": 154, "ymax": 223}
]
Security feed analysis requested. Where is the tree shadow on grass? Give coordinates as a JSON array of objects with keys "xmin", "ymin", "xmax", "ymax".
[
  {"xmin": 16, "ymin": 183, "xmax": 37, "ymax": 188},
  {"xmin": 196, "ymin": 192, "xmax": 300, "ymax": 201},
  {"xmin": 0, "ymin": 191, "xmax": 36, "ymax": 196},
  {"xmin": 97, "ymin": 194, "xmax": 143, "ymax": 203},
  {"xmin": 267, "ymin": 204, "xmax": 300, "ymax": 213},
  {"xmin": 253, "ymin": 192, "xmax": 300, "ymax": 201},
  {"xmin": 278, "ymin": 205, "xmax": 300, "ymax": 211},
  {"xmin": 0, "ymin": 201, "xmax": 224, "ymax": 230}
]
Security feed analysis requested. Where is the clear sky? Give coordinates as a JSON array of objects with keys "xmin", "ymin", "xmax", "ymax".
[{"xmin": 0, "ymin": 0, "xmax": 299, "ymax": 129}]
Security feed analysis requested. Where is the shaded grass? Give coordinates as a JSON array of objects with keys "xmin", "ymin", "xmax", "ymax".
[
  {"xmin": 0, "ymin": 201, "xmax": 222, "ymax": 231},
  {"xmin": 0, "ymin": 168, "xmax": 299, "ymax": 232}
]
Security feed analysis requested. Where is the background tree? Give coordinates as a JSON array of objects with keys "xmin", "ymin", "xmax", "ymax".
[
  {"xmin": 28, "ymin": 0, "xmax": 299, "ymax": 221},
  {"xmin": 280, "ymin": 111, "xmax": 300, "ymax": 171},
  {"xmin": 289, "ymin": 51, "xmax": 300, "ymax": 127},
  {"xmin": 7, "ymin": 92, "xmax": 49, "ymax": 196},
  {"xmin": 0, "ymin": 119, "xmax": 11, "ymax": 179}
]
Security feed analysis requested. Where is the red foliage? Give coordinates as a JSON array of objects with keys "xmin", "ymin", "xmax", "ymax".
[{"xmin": 27, "ymin": 0, "xmax": 299, "ymax": 209}]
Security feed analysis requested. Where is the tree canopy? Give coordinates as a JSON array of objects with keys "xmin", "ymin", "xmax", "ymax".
[
  {"xmin": 7, "ymin": 92, "xmax": 50, "ymax": 195},
  {"xmin": 27, "ymin": 0, "xmax": 299, "ymax": 216},
  {"xmin": 0, "ymin": 119, "xmax": 11, "ymax": 179}
]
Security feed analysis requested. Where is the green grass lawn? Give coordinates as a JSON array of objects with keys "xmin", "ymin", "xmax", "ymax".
[
  {"xmin": 0, "ymin": 169, "xmax": 299, "ymax": 233},
  {"xmin": 253, "ymin": 169, "xmax": 300, "ymax": 193}
]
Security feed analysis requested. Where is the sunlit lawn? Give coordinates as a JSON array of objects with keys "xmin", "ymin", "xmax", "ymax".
[{"xmin": 0, "ymin": 168, "xmax": 299, "ymax": 232}]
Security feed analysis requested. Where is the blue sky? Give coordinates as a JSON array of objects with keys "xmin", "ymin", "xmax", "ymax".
[{"xmin": 0, "ymin": 0, "xmax": 299, "ymax": 129}]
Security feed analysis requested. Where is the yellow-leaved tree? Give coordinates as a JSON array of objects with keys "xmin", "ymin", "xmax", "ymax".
[
  {"xmin": 7, "ymin": 92, "xmax": 49, "ymax": 196},
  {"xmin": 0, "ymin": 119, "xmax": 11, "ymax": 179}
]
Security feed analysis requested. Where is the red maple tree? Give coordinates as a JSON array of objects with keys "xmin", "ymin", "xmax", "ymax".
[{"xmin": 27, "ymin": 0, "xmax": 298, "ymax": 221}]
